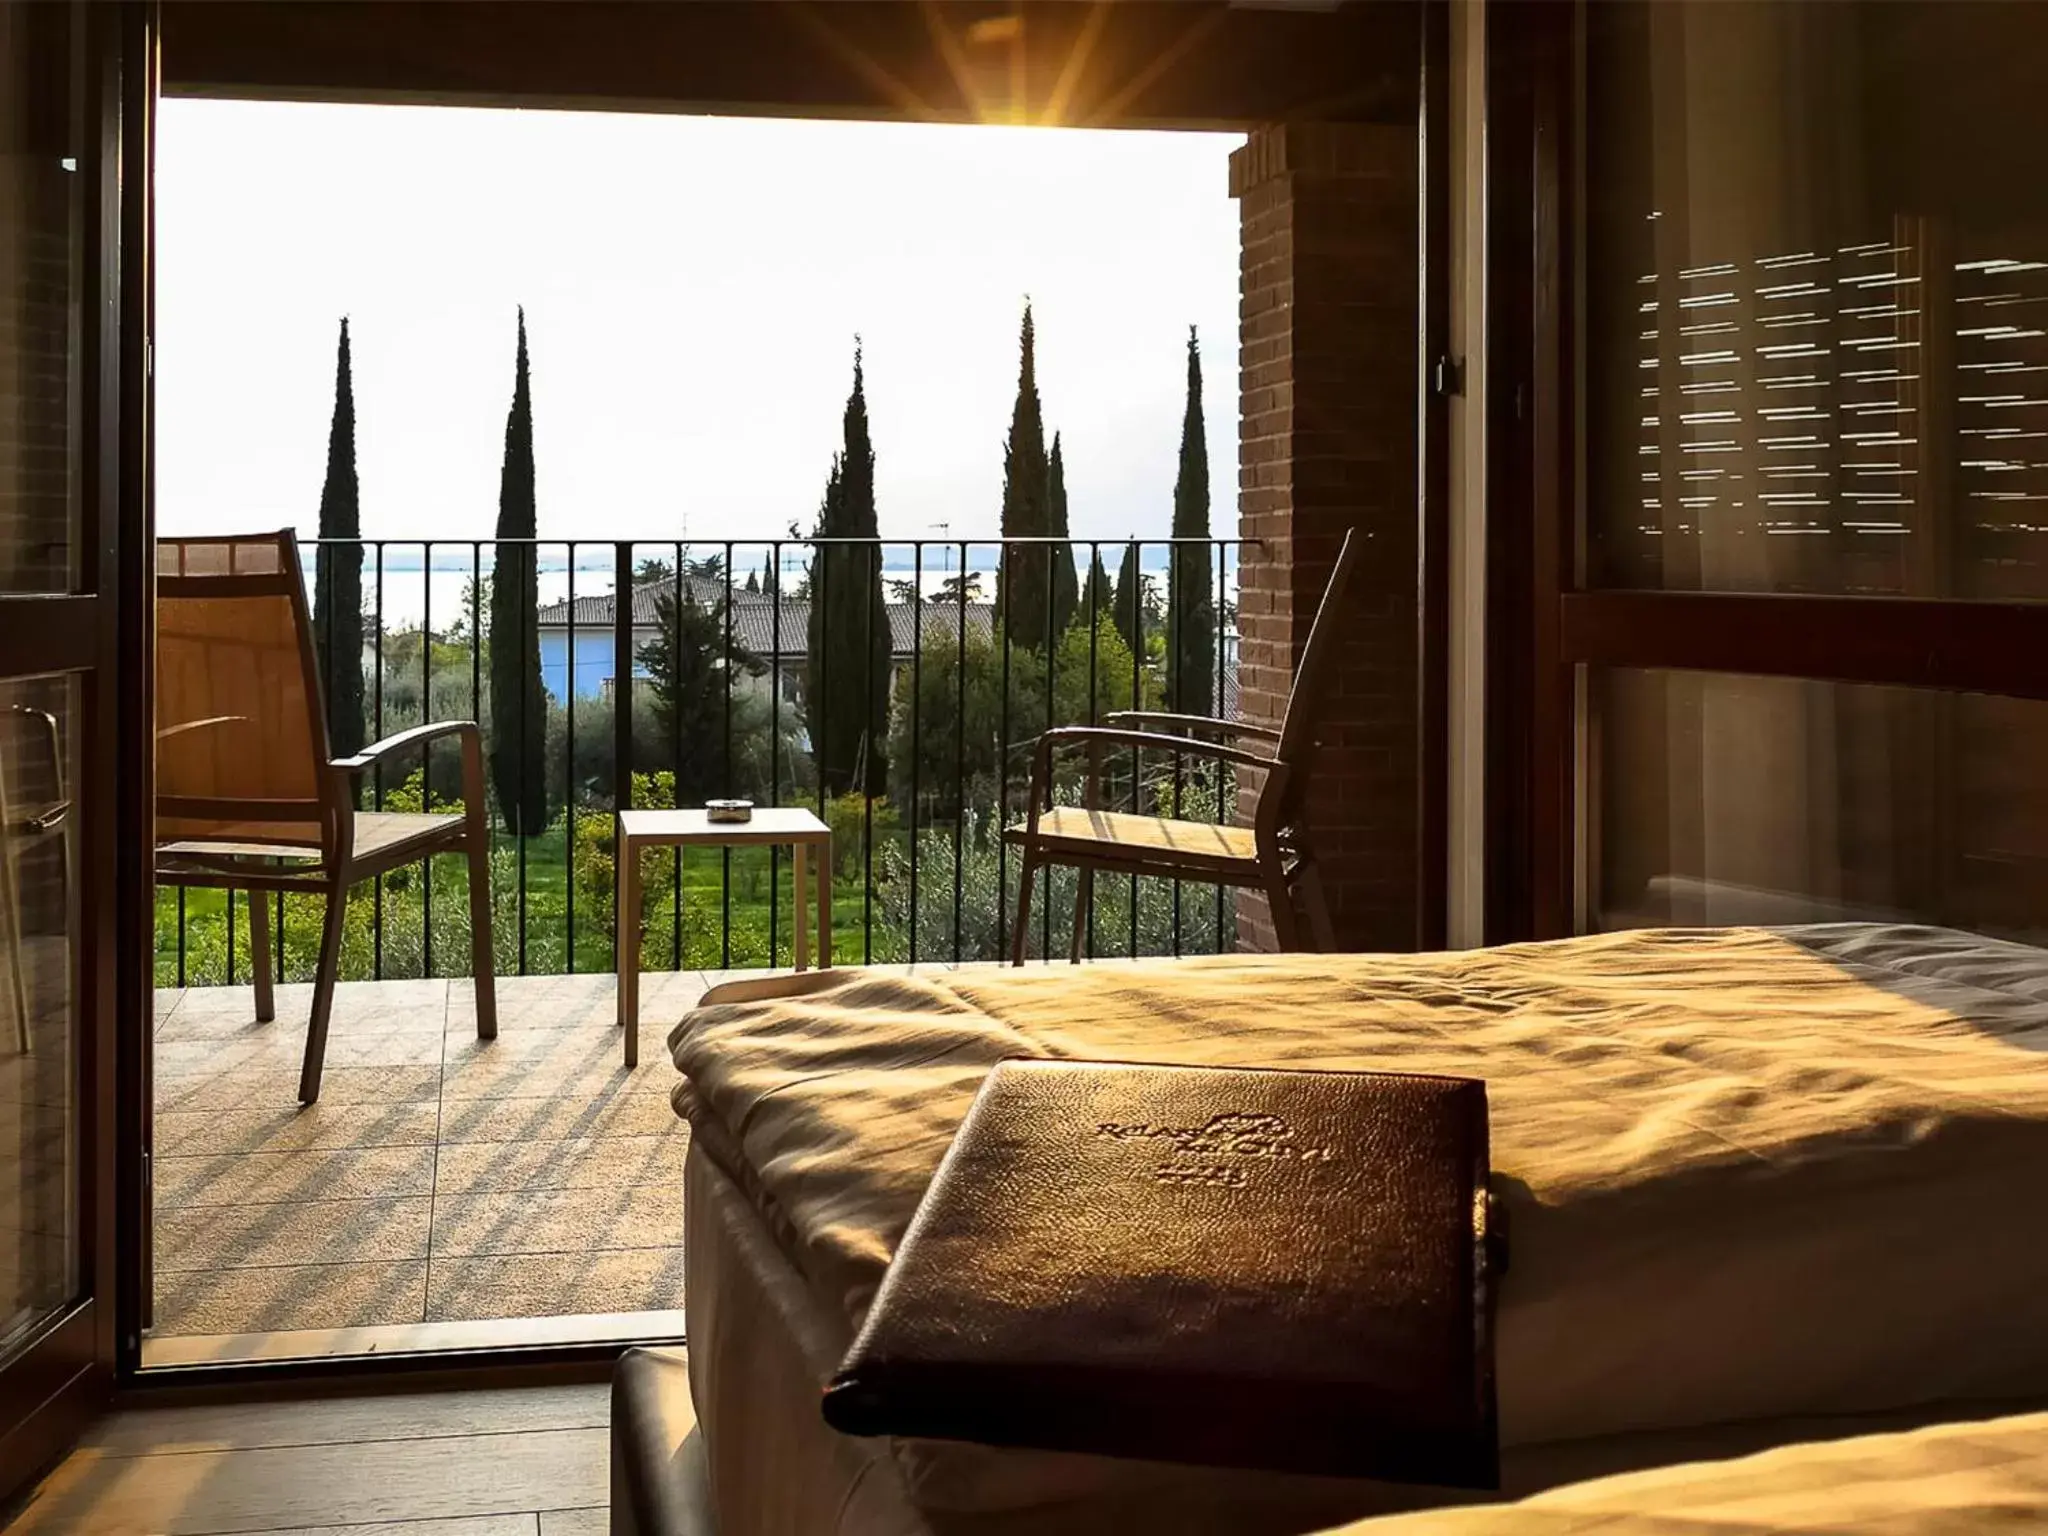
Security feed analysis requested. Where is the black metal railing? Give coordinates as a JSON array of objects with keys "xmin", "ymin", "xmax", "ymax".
[{"xmin": 156, "ymin": 536, "xmax": 1249, "ymax": 987}]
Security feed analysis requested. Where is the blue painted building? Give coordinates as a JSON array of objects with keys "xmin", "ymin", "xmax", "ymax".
[{"xmin": 535, "ymin": 579, "xmax": 996, "ymax": 703}]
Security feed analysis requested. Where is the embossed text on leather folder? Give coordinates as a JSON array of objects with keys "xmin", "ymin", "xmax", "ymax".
[
  {"xmin": 1094, "ymin": 1108, "xmax": 1342, "ymax": 1186},
  {"xmin": 823, "ymin": 1058, "xmax": 1500, "ymax": 1489}
]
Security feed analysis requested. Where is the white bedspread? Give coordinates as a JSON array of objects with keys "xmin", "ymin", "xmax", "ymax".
[{"xmin": 670, "ymin": 924, "xmax": 2048, "ymax": 1515}]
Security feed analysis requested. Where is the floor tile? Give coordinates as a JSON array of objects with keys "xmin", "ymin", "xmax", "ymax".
[
  {"xmin": 154, "ymin": 988, "xmax": 185, "ymax": 1034},
  {"xmin": 151, "ymin": 1260, "xmax": 429, "ymax": 1336},
  {"xmin": 450, "ymin": 970, "xmax": 705, "ymax": 1031},
  {"xmin": 156, "ymin": 1145, "xmax": 439, "ymax": 1208},
  {"xmin": 155, "ymin": 1004, "xmax": 450, "ymax": 1043},
  {"xmin": 172, "ymin": 977, "xmax": 451, "ymax": 1025},
  {"xmin": 435, "ymin": 1090, "xmax": 683, "ymax": 1146},
  {"xmin": 156, "ymin": 1102, "xmax": 442, "ymax": 1156},
  {"xmin": 429, "ymin": 1183, "xmax": 683, "ymax": 1259},
  {"xmin": 148, "ymin": 971, "xmax": 712, "ymax": 1339},
  {"xmin": 157, "ymin": 1196, "xmax": 433, "ymax": 1272},
  {"xmin": 440, "ymin": 1029, "xmax": 680, "ymax": 1101},
  {"xmin": 427, "ymin": 1247, "xmax": 686, "ymax": 1322},
  {"xmin": 432, "ymin": 1131, "xmax": 687, "ymax": 1195},
  {"xmin": 156, "ymin": 1031, "xmax": 446, "ymax": 1078},
  {"xmin": 446, "ymin": 973, "xmax": 620, "ymax": 1022},
  {"xmin": 156, "ymin": 1064, "xmax": 444, "ymax": 1113}
]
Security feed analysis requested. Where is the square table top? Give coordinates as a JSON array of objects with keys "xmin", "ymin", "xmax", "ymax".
[{"xmin": 617, "ymin": 807, "xmax": 830, "ymax": 846}]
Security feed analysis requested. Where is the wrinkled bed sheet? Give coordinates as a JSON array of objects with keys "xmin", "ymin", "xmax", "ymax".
[{"xmin": 670, "ymin": 924, "xmax": 2048, "ymax": 1515}]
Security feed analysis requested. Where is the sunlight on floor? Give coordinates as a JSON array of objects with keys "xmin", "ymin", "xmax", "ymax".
[{"xmin": 149, "ymin": 972, "xmax": 705, "ymax": 1342}]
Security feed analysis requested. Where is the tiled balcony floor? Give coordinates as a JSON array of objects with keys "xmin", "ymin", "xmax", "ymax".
[{"xmin": 149, "ymin": 971, "xmax": 715, "ymax": 1347}]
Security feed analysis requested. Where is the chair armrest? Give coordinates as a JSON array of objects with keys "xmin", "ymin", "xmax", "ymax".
[
  {"xmin": 333, "ymin": 719, "xmax": 481, "ymax": 775},
  {"xmin": 1106, "ymin": 711, "xmax": 1281, "ymax": 743},
  {"xmin": 1019, "ymin": 726, "xmax": 1276, "ymax": 836},
  {"xmin": 1037, "ymin": 725, "xmax": 1276, "ymax": 772},
  {"xmin": 1019, "ymin": 725, "xmax": 1276, "ymax": 834}
]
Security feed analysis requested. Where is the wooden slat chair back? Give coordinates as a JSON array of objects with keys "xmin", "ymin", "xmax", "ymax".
[
  {"xmin": 1005, "ymin": 529, "xmax": 1362, "ymax": 960},
  {"xmin": 1257, "ymin": 527, "xmax": 1364, "ymax": 861},
  {"xmin": 154, "ymin": 531, "xmax": 497, "ymax": 1102},
  {"xmin": 157, "ymin": 535, "xmax": 331, "ymax": 855}
]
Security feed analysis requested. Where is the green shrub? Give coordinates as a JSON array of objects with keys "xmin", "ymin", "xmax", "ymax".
[
  {"xmin": 875, "ymin": 784, "xmax": 1236, "ymax": 965},
  {"xmin": 821, "ymin": 791, "xmax": 900, "ymax": 882}
]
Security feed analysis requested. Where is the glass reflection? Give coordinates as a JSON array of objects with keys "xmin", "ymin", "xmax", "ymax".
[{"xmin": 0, "ymin": 676, "xmax": 76, "ymax": 1357}]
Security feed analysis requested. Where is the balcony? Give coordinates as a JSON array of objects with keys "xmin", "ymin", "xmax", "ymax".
[{"xmin": 148, "ymin": 535, "xmax": 1247, "ymax": 1357}]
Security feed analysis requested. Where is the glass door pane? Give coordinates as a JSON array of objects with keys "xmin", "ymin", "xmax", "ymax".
[
  {"xmin": 1583, "ymin": 1, "xmax": 2048, "ymax": 598},
  {"xmin": 0, "ymin": 0, "xmax": 86, "ymax": 1377},
  {"xmin": 0, "ymin": 676, "xmax": 77, "ymax": 1356},
  {"xmin": 0, "ymin": 0, "xmax": 140, "ymax": 1499},
  {"xmin": 1589, "ymin": 666, "xmax": 2048, "ymax": 940},
  {"xmin": 0, "ymin": 3, "xmax": 84, "ymax": 596}
]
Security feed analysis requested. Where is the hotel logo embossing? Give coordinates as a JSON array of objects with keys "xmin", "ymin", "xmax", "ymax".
[{"xmin": 1094, "ymin": 1111, "xmax": 1337, "ymax": 1188}]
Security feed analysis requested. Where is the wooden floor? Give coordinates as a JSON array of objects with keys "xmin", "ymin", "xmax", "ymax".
[{"xmin": 3, "ymin": 1378, "xmax": 648, "ymax": 1536}]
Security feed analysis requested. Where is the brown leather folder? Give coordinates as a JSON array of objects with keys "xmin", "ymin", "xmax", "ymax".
[{"xmin": 823, "ymin": 1059, "xmax": 1500, "ymax": 1489}]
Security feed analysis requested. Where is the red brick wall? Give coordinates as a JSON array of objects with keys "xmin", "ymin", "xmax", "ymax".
[{"xmin": 1230, "ymin": 124, "xmax": 1420, "ymax": 953}]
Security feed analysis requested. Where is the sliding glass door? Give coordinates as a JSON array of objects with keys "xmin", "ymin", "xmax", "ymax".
[
  {"xmin": 1489, "ymin": 0, "xmax": 2048, "ymax": 937},
  {"xmin": 0, "ymin": 1, "xmax": 150, "ymax": 1503}
]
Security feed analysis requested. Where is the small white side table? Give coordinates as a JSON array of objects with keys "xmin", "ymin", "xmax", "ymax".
[{"xmin": 615, "ymin": 807, "xmax": 832, "ymax": 1067}]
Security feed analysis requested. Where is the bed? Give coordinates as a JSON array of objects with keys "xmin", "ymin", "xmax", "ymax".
[
  {"xmin": 1317, "ymin": 1407, "xmax": 2048, "ymax": 1534},
  {"xmin": 666, "ymin": 923, "xmax": 2048, "ymax": 1535}
]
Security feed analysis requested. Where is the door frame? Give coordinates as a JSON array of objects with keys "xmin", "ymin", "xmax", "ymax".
[
  {"xmin": 105, "ymin": 0, "xmax": 1457, "ymax": 1395},
  {"xmin": 111, "ymin": 0, "xmax": 157, "ymax": 1381}
]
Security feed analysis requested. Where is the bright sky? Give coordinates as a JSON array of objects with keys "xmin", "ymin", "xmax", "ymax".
[{"xmin": 155, "ymin": 100, "xmax": 1243, "ymax": 548}]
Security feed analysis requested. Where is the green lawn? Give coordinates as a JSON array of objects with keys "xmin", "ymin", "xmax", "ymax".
[
  {"xmin": 156, "ymin": 828, "xmax": 898, "ymax": 988},
  {"xmin": 156, "ymin": 794, "xmax": 1236, "ymax": 989}
]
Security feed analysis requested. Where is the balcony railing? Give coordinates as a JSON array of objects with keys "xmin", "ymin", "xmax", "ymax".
[{"xmin": 156, "ymin": 536, "xmax": 1250, "ymax": 987}]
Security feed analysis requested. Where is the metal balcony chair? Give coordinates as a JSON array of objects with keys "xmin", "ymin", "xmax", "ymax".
[
  {"xmin": 1005, "ymin": 529, "xmax": 1359, "ymax": 962},
  {"xmin": 155, "ymin": 532, "xmax": 496, "ymax": 1103}
]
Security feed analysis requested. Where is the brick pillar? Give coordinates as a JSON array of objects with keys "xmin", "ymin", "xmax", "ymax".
[{"xmin": 1231, "ymin": 123, "xmax": 1419, "ymax": 953}]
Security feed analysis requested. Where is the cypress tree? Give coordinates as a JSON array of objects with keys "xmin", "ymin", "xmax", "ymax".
[
  {"xmin": 842, "ymin": 343, "xmax": 890, "ymax": 796},
  {"xmin": 1111, "ymin": 540, "xmax": 1144, "ymax": 655},
  {"xmin": 1047, "ymin": 430, "xmax": 1078, "ymax": 635},
  {"xmin": 311, "ymin": 317, "xmax": 365, "ymax": 757},
  {"xmin": 804, "ymin": 344, "xmax": 890, "ymax": 797},
  {"xmin": 1166, "ymin": 326, "xmax": 1215, "ymax": 716},
  {"xmin": 805, "ymin": 461, "xmax": 844, "ymax": 792},
  {"xmin": 761, "ymin": 549, "xmax": 777, "ymax": 597},
  {"xmin": 487, "ymin": 308, "xmax": 549, "ymax": 834},
  {"xmin": 994, "ymin": 302, "xmax": 1052, "ymax": 652},
  {"xmin": 1082, "ymin": 547, "xmax": 1115, "ymax": 625}
]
